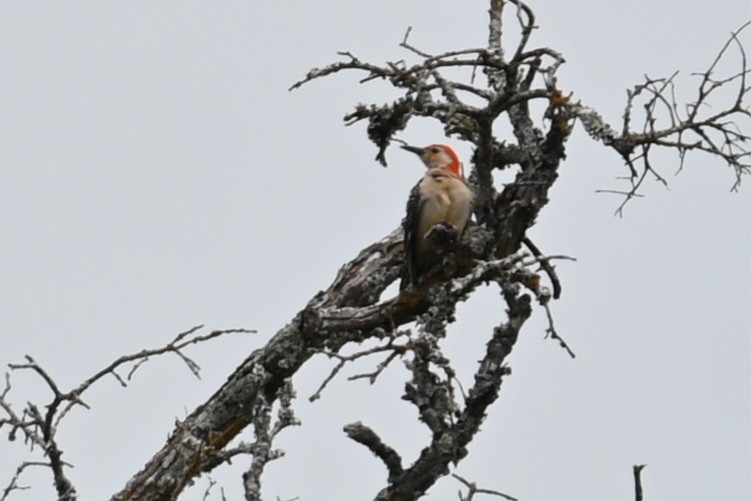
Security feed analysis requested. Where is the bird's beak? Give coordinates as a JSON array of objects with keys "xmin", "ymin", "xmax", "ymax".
[{"xmin": 400, "ymin": 144, "xmax": 424, "ymax": 156}]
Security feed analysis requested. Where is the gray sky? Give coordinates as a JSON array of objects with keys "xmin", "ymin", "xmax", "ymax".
[{"xmin": 2, "ymin": 1, "xmax": 750, "ymax": 500}]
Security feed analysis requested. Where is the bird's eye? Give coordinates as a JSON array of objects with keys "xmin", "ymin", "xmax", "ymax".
[{"xmin": 430, "ymin": 147, "xmax": 440, "ymax": 154}]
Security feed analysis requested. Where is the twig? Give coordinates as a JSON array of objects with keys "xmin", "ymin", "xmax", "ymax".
[
  {"xmin": 201, "ymin": 477, "xmax": 218, "ymax": 501},
  {"xmin": 348, "ymin": 349, "xmax": 403, "ymax": 384},
  {"xmin": 453, "ymin": 473, "xmax": 518, "ymax": 501},
  {"xmin": 1, "ymin": 461, "xmax": 48, "ymax": 501},
  {"xmin": 522, "ymin": 236, "xmax": 565, "ymax": 299},
  {"xmin": 542, "ymin": 302, "xmax": 576, "ymax": 359},
  {"xmin": 309, "ymin": 340, "xmax": 407, "ymax": 401},
  {"xmin": 633, "ymin": 464, "xmax": 647, "ymax": 501}
]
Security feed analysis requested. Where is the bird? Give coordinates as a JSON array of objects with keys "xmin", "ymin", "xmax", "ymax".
[{"xmin": 400, "ymin": 143, "xmax": 474, "ymax": 288}]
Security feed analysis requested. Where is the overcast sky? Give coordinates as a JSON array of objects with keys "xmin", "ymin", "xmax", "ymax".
[{"xmin": 2, "ymin": 1, "xmax": 750, "ymax": 500}]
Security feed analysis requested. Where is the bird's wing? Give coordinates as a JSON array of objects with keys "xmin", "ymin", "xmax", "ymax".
[{"xmin": 402, "ymin": 180, "xmax": 426, "ymax": 286}]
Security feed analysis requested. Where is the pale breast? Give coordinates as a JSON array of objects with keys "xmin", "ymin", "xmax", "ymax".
[{"xmin": 417, "ymin": 170, "xmax": 474, "ymax": 239}]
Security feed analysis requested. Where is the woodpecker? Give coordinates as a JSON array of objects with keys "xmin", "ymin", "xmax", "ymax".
[{"xmin": 401, "ymin": 143, "xmax": 474, "ymax": 287}]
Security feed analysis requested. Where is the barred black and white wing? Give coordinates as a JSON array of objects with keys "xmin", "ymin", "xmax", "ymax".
[{"xmin": 402, "ymin": 179, "xmax": 426, "ymax": 288}]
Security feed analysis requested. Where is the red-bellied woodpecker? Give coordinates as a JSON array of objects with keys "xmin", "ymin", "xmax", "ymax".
[{"xmin": 401, "ymin": 143, "xmax": 474, "ymax": 287}]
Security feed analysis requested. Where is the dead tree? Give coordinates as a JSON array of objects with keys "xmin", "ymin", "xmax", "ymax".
[{"xmin": 2, "ymin": 1, "xmax": 749, "ymax": 500}]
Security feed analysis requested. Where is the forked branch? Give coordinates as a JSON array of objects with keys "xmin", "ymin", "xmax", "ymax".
[{"xmin": 574, "ymin": 20, "xmax": 751, "ymax": 213}]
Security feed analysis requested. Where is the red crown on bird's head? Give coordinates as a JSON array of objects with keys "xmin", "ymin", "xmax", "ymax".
[
  {"xmin": 436, "ymin": 144, "xmax": 462, "ymax": 177},
  {"xmin": 401, "ymin": 143, "xmax": 464, "ymax": 177}
]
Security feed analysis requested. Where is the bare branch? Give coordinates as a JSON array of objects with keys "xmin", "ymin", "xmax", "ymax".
[
  {"xmin": 348, "ymin": 349, "xmax": 404, "ymax": 384},
  {"xmin": 452, "ymin": 473, "xmax": 518, "ymax": 501},
  {"xmin": 373, "ymin": 259, "xmax": 536, "ymax": 500},
  {"xmin": 243, "ymin": 379, "xmax": 300, "ymax": 501},
  {"xmin": 573, "ymin": 20, "xmax": 751, "ymax": 208},
  {"xmin": 1, "ymin": 326, "xmax": 250, "ymax": 501},
  {"xmin": 508, "ymin": 1, "xmax": 537, "ymax": 65},
  {"xmin": 522, "ymin": 236, "xmax": 564, "ymax": 299},
  {"xmin": 1, "ymin": 461, "xmax": 48, "ymax": 501},
  {"xmin": 200, "ymin": 477, "xmax": 224, "ymax": 501},
  {"xmin": 633, "ymin": 464, "xmax": 647, "ymax": 501},
  {"xmin": 344, "ymin": 422, "xmax": 404, "ymax": 482},
  {"xmin": 309, "ymin": 339, "xmax": 408, "ymax": 402},
  {"xmin": 542, "ymin": 302, "xmax": 575, "ymax": 359}
]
